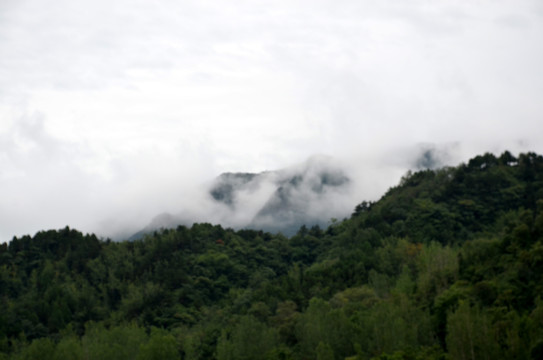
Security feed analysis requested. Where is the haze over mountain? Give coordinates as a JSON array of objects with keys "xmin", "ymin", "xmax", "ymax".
[
  {"xmin": 130, "ymin": 155, "xmax": 352, "ymax": 238},
  {"xmin": 0, "ymin": 140, "xmax": 535, "ymax": 243},
  {"xmin": 127, "ymin": 146, "xmax": 461, "ymax": 240}
]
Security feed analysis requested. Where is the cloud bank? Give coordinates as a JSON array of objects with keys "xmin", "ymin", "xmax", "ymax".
[{"xmin": 1, "ymin": 0, "xmax": 542, "ymax": 241}]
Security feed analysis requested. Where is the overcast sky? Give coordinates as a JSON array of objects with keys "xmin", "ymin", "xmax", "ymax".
[{"xmin": 1, "ymin": 0, "xmax": 543, "ymax": 241}]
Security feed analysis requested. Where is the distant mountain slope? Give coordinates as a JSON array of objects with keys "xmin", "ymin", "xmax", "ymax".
[
  {"xmin": 210, "ymin": 172, "xmax": 259, "ymax": 206},
  {"xmin": 131, "ymin": 155, "xmax": 352, "ymax": 239},
  {"xmin": 210, "ymin": 155, "xmax": 350, "ymax": 234}
]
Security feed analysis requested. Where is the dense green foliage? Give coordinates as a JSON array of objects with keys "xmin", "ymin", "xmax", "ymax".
[{"xmin": 1, "ymin": 151, "xmax": 543, "ymax": 359}]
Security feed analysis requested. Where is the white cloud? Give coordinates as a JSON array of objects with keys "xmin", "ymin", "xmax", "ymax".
[{"xmin": 1, "ymin": 0, "xmax": 542, "ymax": 241}]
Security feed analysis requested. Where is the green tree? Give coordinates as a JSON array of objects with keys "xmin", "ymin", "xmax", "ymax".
[
  {"xmin": 16, "ymin": 337, "xmax": 56, "ymax": 360},
  {"xmin": 316, "ymin": 341, "xmax": 335, "ymax": 360},
  {"xmin": 54, "ymin": 337, "xmax": 82, "ymax": 360},
  {"xmin": 220, "ymin": 316, "xmax": 278, "ymax": 360},
  {"xmin": 446, "ymin": 301, "xmax": 499, "ymax": 360},
  {"xmin": 137, "ymin": 327, "xmax": 180, "ymax": 360},
  {"xmin": 82, "ymin": 322, "xmax": 147, "ymax": 360},
  {"xmin": 297, "ymin": 298, "xmax": 353, "ymax": 359}
]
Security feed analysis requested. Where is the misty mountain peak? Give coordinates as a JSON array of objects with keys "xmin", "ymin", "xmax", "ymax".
[
  {"xmin": 209, "ymin": 155, "xmax": 349, "ymax": 207},
  {"xmin": 210, "ymin": 172, "xmax": 259, "ymax": 206},
  {"xmin": 208, "ymin": 156, "xmax": 351, "ymax": 234},
  {"xmin": 132, "ymin": 155, "xmax": 353, "ymax": 239}
]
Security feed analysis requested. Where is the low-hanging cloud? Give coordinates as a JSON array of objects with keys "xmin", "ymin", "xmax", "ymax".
[
  {"xmin": 1, "ymin": 0, "xmax": 542, "ymax": 241},
  {"xmin": 0, "ymin": 112, "xmax": 537, "ymax": 242}
]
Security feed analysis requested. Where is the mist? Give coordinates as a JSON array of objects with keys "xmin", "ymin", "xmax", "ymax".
[
  {"xmin": 92, "ymin": 142, "xmax": 542, "ymax": 240},
  {"xmin": 4, "ymin": 136, "xmax": 530, "ymax": 243},
  {"xmin": 1, "ymin": 0, "xmax": 542, "ymax": 241}
]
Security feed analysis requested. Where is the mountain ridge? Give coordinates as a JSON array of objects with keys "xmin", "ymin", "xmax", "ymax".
[
  {"xmin": 130, "ymin": 155, "xmax": 352, "ymax": 239},
  {"xmin": 2, "ymin": 150, "xmax": 543, "ymax": 359}
]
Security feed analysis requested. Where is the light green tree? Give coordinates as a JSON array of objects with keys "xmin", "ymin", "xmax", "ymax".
[
  {"xmin": 446, "ymin": 301, "xmax": 499, "ymax": 360},
  {"xmin": 316, "ymin": 341, "xmax": 335, "ymax": 360},
  {"xmin": 137, "ymin": 327, "xmax": 180, "ymax": 360}
]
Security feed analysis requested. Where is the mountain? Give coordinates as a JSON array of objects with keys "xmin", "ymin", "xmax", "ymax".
[
  {"xmin": 209, "ymin": 172, "xmax": 259, "ymax": 206},
  {"xmin": 211, "ymin": 155, "xmax": 351, "ymax": 234},
  {"xmin": 2, "ymin": 151, "xmax": 543, "ymax": 359},
  {"xmin": 131, "ymin": 155, "xmax": 352, "ymax": 239},
  {"xmin": 128, "ymin": 146, "xmax": 463, "ymax": 240}
]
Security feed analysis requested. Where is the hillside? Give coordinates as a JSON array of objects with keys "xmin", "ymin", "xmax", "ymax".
[{"xmin": 1, "ymin": 151, "xmax": 543, "ymax": 360}]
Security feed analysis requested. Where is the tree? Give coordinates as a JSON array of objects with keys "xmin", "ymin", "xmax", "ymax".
[
  {"xmin": 316, "ymin": 341, "xmax": 335, "ymax": 360},
  {"xmin": 228, "ymin": 316, "xmax": 278, "ymax": 360},
  {"xmin": 54, "ymin": 336, "xmax": 83, "ymax": 360},
  {"xmin": 446, "ymin": 301, "xmax": 499, "ymax": 360},
  {"xmin": 137, "ymin": 327, "xmax": 179, "ymax": 360},
  {"xmin": 82, "ymin": 322, "xmax": 147, "ymax": 360}
]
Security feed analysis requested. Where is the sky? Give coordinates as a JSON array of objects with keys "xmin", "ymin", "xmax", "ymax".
[{"xmin": 1, "ymin": 0, "xmax": 543, "ymax": 242}]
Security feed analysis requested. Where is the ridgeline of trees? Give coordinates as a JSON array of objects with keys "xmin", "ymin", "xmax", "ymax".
[{"xmin": 1, "ymin": 151, "xmax": 543, "ymax": 359}]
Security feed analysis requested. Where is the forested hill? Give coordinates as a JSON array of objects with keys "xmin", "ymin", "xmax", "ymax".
[
  {"xmin": 352, "ymin": 151, "xmax": 543, "ymax": 243},
  {"xmin": 1, "ymin": 151, "xmax": 543, "ymax": 360}
]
